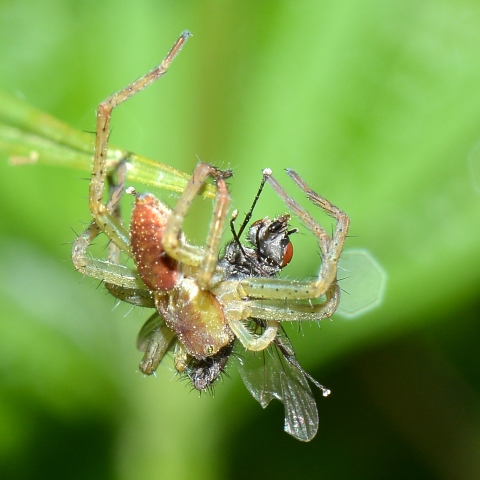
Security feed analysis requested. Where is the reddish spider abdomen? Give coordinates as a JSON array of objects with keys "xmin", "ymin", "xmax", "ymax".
[
  {"xmin": 130, "ymin": 193, "xmax": 179, "ymax": 291},
  {"xmin": 155, "ymin": 278, "xmax": 233, "ymax": 358}
]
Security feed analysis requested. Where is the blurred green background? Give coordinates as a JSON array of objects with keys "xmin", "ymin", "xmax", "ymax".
[{"xmin": 1, "ymin": 1, "xmax": 480, "ymax": 479}]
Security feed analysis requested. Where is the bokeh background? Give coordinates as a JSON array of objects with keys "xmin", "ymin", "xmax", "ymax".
[{"xmin": 1, "ymin": 1, "xmax": 480, "ymax": 479}]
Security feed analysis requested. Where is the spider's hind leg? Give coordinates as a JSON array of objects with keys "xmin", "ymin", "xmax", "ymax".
[{"xmin": 71, "ymin": 158, "xmax": 147, "ymax": 291}]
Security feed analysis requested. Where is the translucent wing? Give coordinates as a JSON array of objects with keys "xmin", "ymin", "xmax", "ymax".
[{"xmin": 237, "ymin": 325, "xmax": 321, "ymax": 442}]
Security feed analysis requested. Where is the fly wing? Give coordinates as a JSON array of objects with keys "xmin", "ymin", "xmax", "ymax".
[
  {"xmin": 238, "ymin": 344, "xmax": 282, "ymax": 408},
  {"xmin": 237, "ymin": 324, "xmax": 319, "ymax": 441},
  {"xmin": 279, "ymin": 366, "xmax": 318, "ymax": 442}
]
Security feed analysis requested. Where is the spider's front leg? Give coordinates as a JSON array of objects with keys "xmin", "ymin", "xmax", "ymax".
[
  {"xmin": 284, "ymin": 169, "xmax": 349, "ymax": 265},
  {"xmin": 227, "ymin": 316, "xmax": 279, "ymax": 352},
  {"xmin": 89, "ymin": 32, "xmax": 191, "ymax": 255},
  {"xmin": 236, "ymin": 170, "xmax": 349, "ymax": 305},
  {"xmin": 226, "ymin": 283, "xmax": 341, "ymax": 325},
  {"xmin": 162, "ymin": 162, "xmax": 233, "ymax": 290}
]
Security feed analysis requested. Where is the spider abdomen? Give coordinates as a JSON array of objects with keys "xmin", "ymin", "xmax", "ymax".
[{"xmin": 130, "ymin": 193, "xmax": 179, "ymax": 291}]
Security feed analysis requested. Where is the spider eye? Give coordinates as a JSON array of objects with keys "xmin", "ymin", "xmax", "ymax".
[{"xmin": 281, "ymin": 241, "xmax": 294, "ymax": 267}]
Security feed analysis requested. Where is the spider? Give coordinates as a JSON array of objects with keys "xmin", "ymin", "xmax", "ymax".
[
  {"xmin": 100, "ymin": 161, "xmax": 336, "ymax": 441},
  {"xmin": 71, "ymin": 31, "xmax": 350, "ymax": 440}
]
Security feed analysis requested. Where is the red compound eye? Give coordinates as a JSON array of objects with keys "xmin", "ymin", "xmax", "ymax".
[{"xmin": 281, "ymin": 241, "xmax": 294, "ymax": 267}]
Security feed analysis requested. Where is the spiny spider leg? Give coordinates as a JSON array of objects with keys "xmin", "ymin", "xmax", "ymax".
[
  {"xmin": 231, "ymin": 170, "xmax": 349, "ymax": 301},
  {"xmin": 285, "ymin": 169, "xmax": 349, "ymax": 264},
  {"xmin": 266, "ymin": 172, "xmax": 331, "ymax": 258},
  {"xmin": 71, "ymin": 221, "xmax": 144, "ymax": 289},
  {"xmin": 238, "ymin": 287, "xmax": 340, "ymax": 322},
  {"xmin": 72, "ymin": 160, "xmax": 151, "ymax": 293},
  {"xmin": 73, "ymin": 32, "xmax": 191, "ymax": 290},
  {"xmin": 227, "ymin": 316, "xmax": 279, "ymax": 351},
  {"xmin": 137, "ymin": 312, "xmax": 176, "ymax": 375},
  {"xmin": 89, "ymin": 31, "xmax": 191, "ymax": 255},
  {"xmin": 161, "ymin": 163, "xmax": 232, "ymax": 289},
  {"xmin": 106, "ymin": 160, "xmax": 127, "ymax": 265}
]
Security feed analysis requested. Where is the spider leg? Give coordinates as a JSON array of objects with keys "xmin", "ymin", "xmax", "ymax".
[
  {"xmin": 284, "ymin": 169, "xmax": 349, "ymax": 265},
  {"xmin": 173, "ymin": 340, "xmax": 189, "ymax": 373},
  {"xmin": 105, "ymin": 159, "xmax": 127, "ymax": 265},
  {"xmin": 231, "ymin": 171, "xmax": 349, "ymax": 301},
  {"xmin": 89, "ymin": 32, "xmax": 191, "ymax": 255},
  {"xmin": 72, "ymin": 159, "xmax": 149, "ymax": 291},
  {"xmin": 105, "ymin": 282, "xmax": 155, "ymax": 307},
  {"xmin": 227, "ymin": 317, "xmax": 279, "ymax": 352},
  {"xmin": 162, "ymin": 162, "xmax": 231, "ymax": 289},
  {"xmin": 137, "ymin": 312, "xmax": 176, "ymax": 375},
  {"xmin": 72, "ymin": 221, "xmax": 144, "ymax": 288},
  {"xmin": 231, "ymin": 284, "xmax": 340, "ymax": 323}
]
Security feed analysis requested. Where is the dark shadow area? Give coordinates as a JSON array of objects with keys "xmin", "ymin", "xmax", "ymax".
[
  {"xmin": 0, "ymin": 404, "xmax": 117, "ymax": 480},
  {"xmin": 224, "ymin": 301, "xmax": 480, "ymax": 480}
]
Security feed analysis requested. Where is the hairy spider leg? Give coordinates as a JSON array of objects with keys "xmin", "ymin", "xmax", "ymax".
[
  {"xmin": 161, "ymin": 163, "xmax": 232, "ymax": 289},
  {"xmin": 89, "ymin": 31, "xmax": 191, "ymax": 255},
  {"xmin": 286, "ymin": 169, "xmax": 349, "ymax": 265},
  {"xmin": 213, "ymin": 170, "xmax": 346, "ymax": 326},
  {"xmin": 235, "ymin": 169, "xmax": 349, "ymax": 302},
  {"xmin": 72, "ymin": 159, "xmax": 147, "ymax": 289},
  {"xmin": 73, "ymin": 32, "xmax": 191, "ymax": 290},
  {"xmin": 137, "ymin": 312, "xmax": 176, "ymax": 375},
  {"xmin": 72, "ymin": 221, "xmax": 144, "ymax": 288},
  {"xmin": 105, "ymin": 160, "xmax": 127, "ymax": 265}
]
